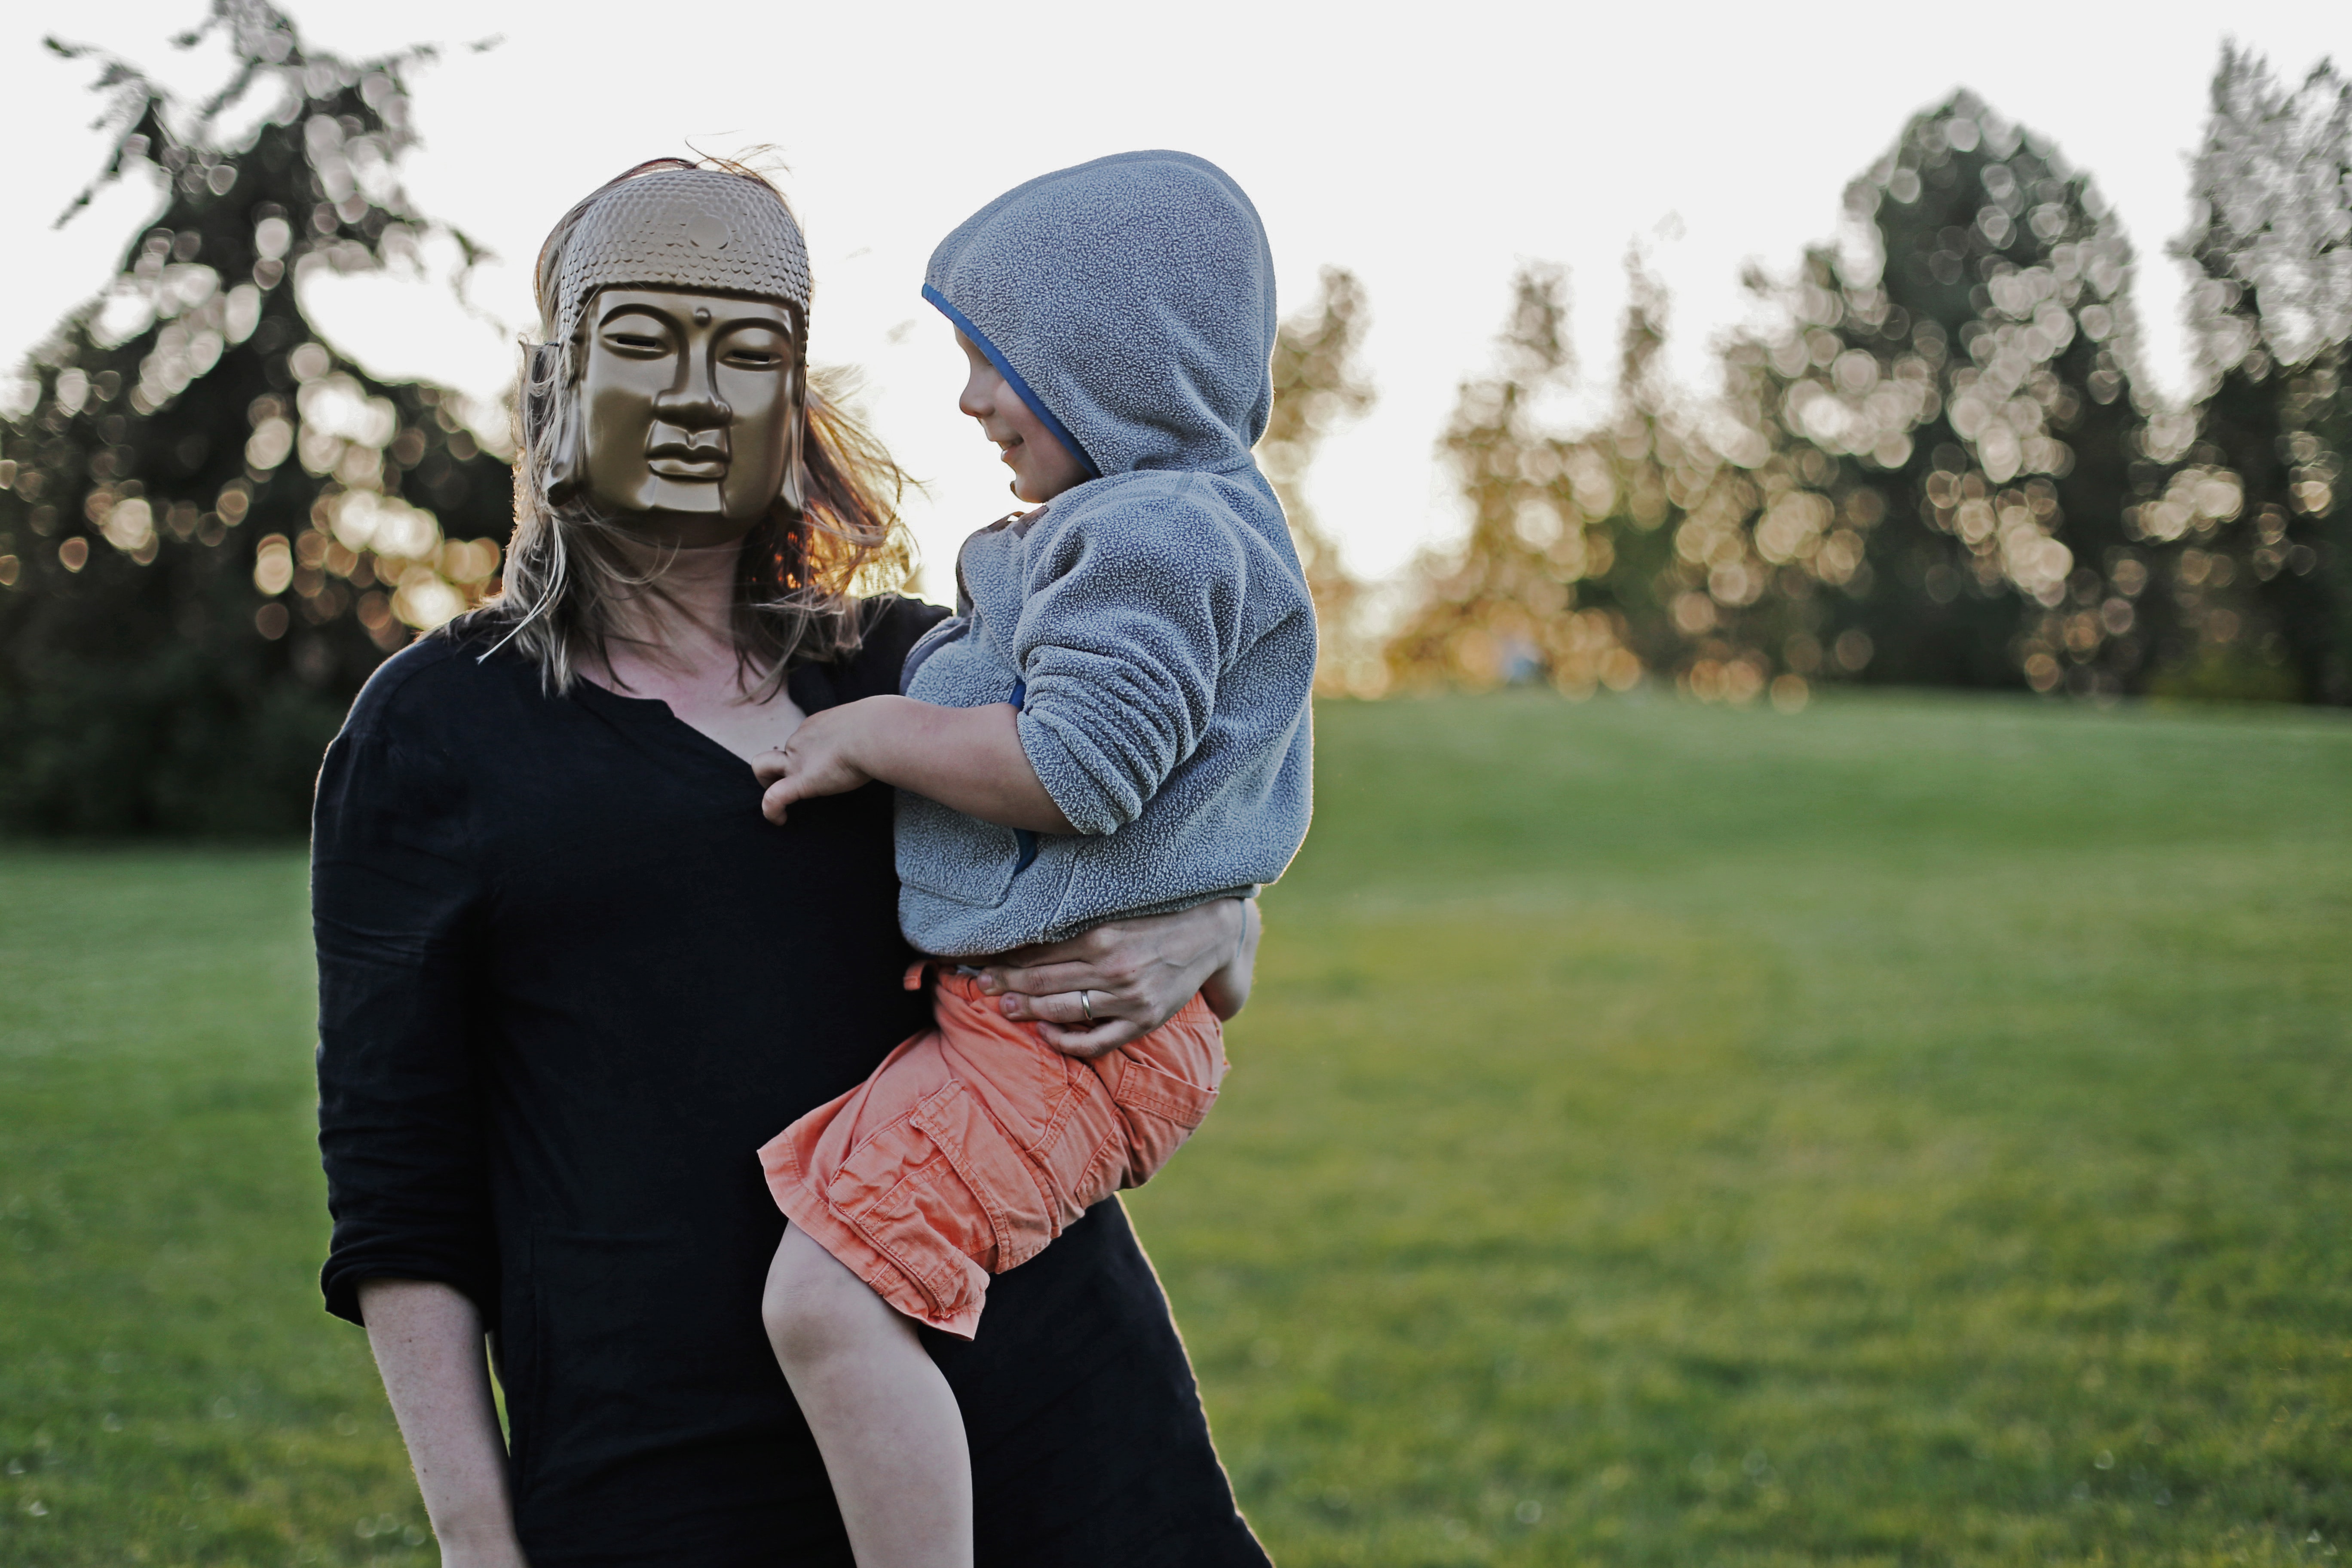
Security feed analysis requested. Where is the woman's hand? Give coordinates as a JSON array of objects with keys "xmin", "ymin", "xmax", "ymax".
[
  {"xmin": 977, "ymin": 897, "xmax": 1253, "ymax": 1058},
  {"xmin": 1200, "ymin": 899, "xmax": 1262, "ymax": 1021}
]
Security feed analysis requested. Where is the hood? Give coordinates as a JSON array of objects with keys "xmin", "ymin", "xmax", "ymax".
[{"xmin": 923, "ymin": 150, "xmax": 1277, "ymax": 480}]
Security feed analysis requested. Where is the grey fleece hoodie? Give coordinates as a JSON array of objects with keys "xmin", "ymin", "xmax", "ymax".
[{"xmin": 897, "ymin": 150, "xmax": 1315, "ymax": 958}]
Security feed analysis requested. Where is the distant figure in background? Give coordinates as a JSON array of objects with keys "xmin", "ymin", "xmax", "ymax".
[
  {"xmin": 312, "ymin": 159, "xmax": 1271, "ymax": 1568},
  {"xmin": 751, "ymin": 151, "xmax": 1314, "ymax": 1567}
]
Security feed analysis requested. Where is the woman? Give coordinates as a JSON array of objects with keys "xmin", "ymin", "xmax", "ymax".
[{"xmin": 313, "ymin": 160, "xmax": 1269, "ymax": 1567}]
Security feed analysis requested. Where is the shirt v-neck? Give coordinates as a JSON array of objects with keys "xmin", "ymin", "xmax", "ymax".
[
  {"xmin": 570, "ymin": 679, "xmax": 772, "ymax": 783},
  {"xmin": 570, "ymin": 659, "xmax": 843, "ymax": 783}
]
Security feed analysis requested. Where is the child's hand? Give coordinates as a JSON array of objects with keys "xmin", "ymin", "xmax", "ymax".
[{"xmin": 754, "ymin": 706, "xmax": 874, "ymax": 823}]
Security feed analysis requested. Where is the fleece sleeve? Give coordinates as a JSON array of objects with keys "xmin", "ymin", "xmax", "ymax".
[
  {"xmin": 312, "ymin": 711, "xmax": 497, "ymax": 1326},
  {"xmin": 1011, "ymin": 488, "xmax": 1249, "ymax": 836}
]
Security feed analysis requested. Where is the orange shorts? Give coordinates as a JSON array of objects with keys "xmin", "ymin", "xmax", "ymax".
[{"xmin": 759, "ymin": 965, "xmax": 1225, "ymax": 1339}]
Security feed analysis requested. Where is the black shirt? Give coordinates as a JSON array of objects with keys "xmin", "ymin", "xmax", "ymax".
[{"xmin": 313, "ymin": 599, "xmax": 1267, "ymax": 1567}]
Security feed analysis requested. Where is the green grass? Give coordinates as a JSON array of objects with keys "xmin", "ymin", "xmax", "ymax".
[
  {"xmin": 0, "ymin": 851, "xmax": 431, "ymax": 1565},
  {"xmin": 5, "ymin": 691, "xmax": 2350, "ymax": 1565}
]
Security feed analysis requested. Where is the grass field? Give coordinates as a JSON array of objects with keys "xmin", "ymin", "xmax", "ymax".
[{"xmin": 3, "ymin": 691, "xmax": 2348, "ymax": 1565}]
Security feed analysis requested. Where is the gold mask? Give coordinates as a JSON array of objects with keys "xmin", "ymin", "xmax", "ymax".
[{"xmin": 527, "ymin": 170, "xmax": 814, "ymax": 539}]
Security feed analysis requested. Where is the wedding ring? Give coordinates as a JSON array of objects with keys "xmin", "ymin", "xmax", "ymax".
[{"xmin": 1079, "ymin": 989, "xmax": 1094, "ymax": 1023}]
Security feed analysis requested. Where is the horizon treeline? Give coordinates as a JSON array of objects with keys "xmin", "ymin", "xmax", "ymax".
[
  {"xmin": 0, "ymin": 8, "xmax": 2345, "ymax": 839},
  {"xmin": 1343, "ymin": 47, "xmax": 2349, "ymax": 709}
]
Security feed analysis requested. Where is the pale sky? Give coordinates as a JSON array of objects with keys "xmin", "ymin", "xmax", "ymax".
[{"xmin": 3, "ymin": 0, "xmax": 2346, "ymax": 590}]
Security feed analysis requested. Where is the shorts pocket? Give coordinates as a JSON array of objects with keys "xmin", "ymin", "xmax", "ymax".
[
  {"xmin": 820, "ymin": 1112, "xmax": 967, "ymax": 1284},
  {"xmin": 832, "ymin": 1139, "xmax": 986, "ymax": 1321},
  {"xmin": 1111, "ymin": 1053, "xmax": 1219, "ymax": 1130},
  {"xmin": 910, "ymin": 1081, "xmax": 1064, "ymax": 1272},
  {"xmin": 1107, "ymin": 1052, "xmax": 1217, "ymax": 1191}
]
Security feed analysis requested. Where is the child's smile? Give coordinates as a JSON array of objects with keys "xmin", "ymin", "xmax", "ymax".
[{"xmin": 952, "ymin": 330, "xmax": 1091, "ymax": 504}]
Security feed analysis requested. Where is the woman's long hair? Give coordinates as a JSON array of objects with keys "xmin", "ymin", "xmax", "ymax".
[{"xmin": 472, "ymin": 157, "xmax": 913, "ymax": 695}]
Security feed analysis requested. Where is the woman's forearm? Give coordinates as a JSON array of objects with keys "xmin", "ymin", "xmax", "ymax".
[{"xmin": 357, "ymin": 1278, "xmax": 527, "ymax": 1566}]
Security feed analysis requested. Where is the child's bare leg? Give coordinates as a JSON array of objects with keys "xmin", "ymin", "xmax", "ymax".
[{"xmin": 763, "ymin": 1225, "xmax": 972, "ymax": 1568}]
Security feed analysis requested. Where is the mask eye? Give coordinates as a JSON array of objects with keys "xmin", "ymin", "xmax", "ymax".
[
  {"xmin": 720, "ymin": 325, "xmax": 791, "ymax": 371},
  {"xmin": 597, "ymin": 311, "xmax": 676, "ymax": 358}
]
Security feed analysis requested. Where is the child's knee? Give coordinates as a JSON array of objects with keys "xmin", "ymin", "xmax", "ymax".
[
  {"xmin": 760, "ymin": 1249, "xmax": 827, "ymax": 1364},
  {"xmin": 762, "ymin": 1230, "xmax": 879, "ymax": 1368}
]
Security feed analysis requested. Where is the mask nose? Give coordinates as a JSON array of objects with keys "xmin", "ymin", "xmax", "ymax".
[{"xmin": 655, "ymin": 360, "xmax": 732, "ymax": 429}]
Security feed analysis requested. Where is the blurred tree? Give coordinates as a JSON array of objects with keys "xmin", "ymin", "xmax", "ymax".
[
  {"xmin": 1363, "ymin": 79, "xmax": 2343, "ymax": 711},
  {"xmin": 1388, "ymin": 98, "xmax": 2186, "ymax": 709},
  {"xmin": 2171, "ymin": 46, "xmax": 2351, "ymax": 704},
  {"xmin": 1260, "ymin": 267, "xmax": 1378, "ymax": 694},
  {"xmin": 0, "ymin": 0, "xmax": 512, "ymax": 834},
  {"xmin": 1384, "ymin": 265, "xmax": 1640, "ymax": 696},
  {"xmin": 1576, "ymin": 253, "xmax": 1807, "ymax": 709},
  {"xmin": 1720, "ymin": 92, "xmax": 2177, "ymax": 700},
  {"xmin": 1385, "ymin": 255, "xmax": 1792, "ymax": 704}
]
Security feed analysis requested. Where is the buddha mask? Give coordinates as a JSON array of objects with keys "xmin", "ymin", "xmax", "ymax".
[{"xmin": 525, "ymin": 168, "xmax": 814, "ymax": 541}]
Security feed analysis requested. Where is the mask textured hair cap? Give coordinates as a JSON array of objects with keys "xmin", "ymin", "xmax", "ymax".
[{"xmin": 555, "ymin": 168, "xmax": 811, "ymax": 343}]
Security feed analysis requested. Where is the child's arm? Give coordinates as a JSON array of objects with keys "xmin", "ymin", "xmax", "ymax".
[{"xmin": 755, "ymin": 695, "xmax": 1075, "ymax": 833}]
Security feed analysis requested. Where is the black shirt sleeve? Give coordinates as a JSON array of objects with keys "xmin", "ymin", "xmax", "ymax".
[
  {"xmin": 788, "ymin": 595, "xmax": 952, "ymax": 712},
  {"xmin": 313, "ymin": 662, "xmax": 498, "ymax": 1325},
  {"xmin": 866, "ymin": 594, "xmax": 953, "ymax": 680}
]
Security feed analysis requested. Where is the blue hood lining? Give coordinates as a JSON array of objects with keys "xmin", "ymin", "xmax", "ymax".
[{"xmin": 923, "ymin": 284, "xmax": 1102, "ymax": 480}]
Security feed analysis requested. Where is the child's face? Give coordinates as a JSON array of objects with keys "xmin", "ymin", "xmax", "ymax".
[{"xmin": 955, "ymin": 331, "xmax": 1090, "ymax": 504}]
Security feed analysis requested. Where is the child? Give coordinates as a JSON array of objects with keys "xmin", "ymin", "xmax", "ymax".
[{"xmin": 750, "ymin": 150, "xmax": 1314, "ymax": 1566}]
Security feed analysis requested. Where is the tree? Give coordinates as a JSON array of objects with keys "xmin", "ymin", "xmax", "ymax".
[
  {"xmin": 2172, "ymin": 46, "xmax": 2351, "ymax": 704},
  {"xmin": 1721, "ymin": 92, "xmax": 2177, "ymax": 700},
  {"xmin": 1387, "ymin": 96, "xmax": 2186, "ymax": 710},
  {"xmin": 0, "ymin": 0, "xmax": 513, "ymax": 833},
  {"xmin": 1576, "ymin": 252, "xmax": 1807, "ymax": 709},
  {"xmin": 1260, "ymin": 268, "xmax": 1378, "ymax": 694},
  {"xmin": 1372, "ymin": 78, "xmax": 2346, "ymax": 710},
  {"xmin": 1386, "ymin": 253, "xmax": 1804, "ymax": 706},
  {"xmin": 1385, "ymin": 265, "xmax": 1641, "ymax": 696}
]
